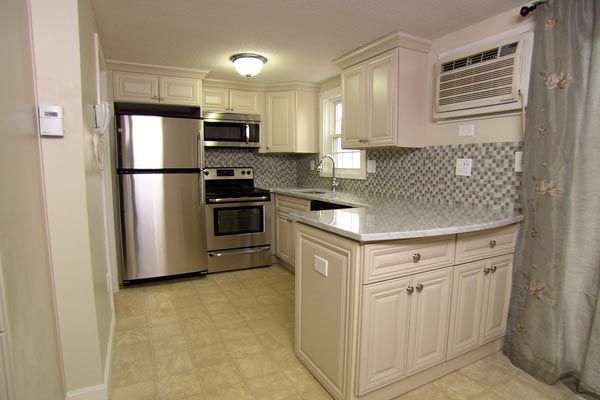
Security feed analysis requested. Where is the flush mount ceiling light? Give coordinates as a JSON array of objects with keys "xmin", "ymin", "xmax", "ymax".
[{"xmin": 230, "ymin": 53, "xmax": 268, "ymax": 79}]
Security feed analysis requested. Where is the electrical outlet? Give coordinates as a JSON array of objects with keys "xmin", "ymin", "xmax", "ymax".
[
  {"xmin": 367, "ymin": 159, "xmax": 376, "ymax": 173},
  {"xmin": 456, "ymin": 158, "xmax": 473, "ymax": 176},
  {"xmin": 514, "ymin": 151, "xmax": 524, "ymax": 172},
  {"xmin": 314, "ymin": 255, "xmax": 328, "ymax": 277},
  {"xmin": 310, "ymin": 160, "xmax": 315, "ymax": 170}
]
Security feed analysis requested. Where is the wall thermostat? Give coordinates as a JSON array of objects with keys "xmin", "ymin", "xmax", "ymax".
[{"xmin": 39, "ymin": 105, "xmax": 64, "ymax": 137}]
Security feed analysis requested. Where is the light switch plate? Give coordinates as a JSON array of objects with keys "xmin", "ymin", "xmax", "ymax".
[
  {"xmin": 314, "ymin": 255, "xmax": 328, "ymax": 277},
  {"xmin": 367, "ymin": 159, "xmax": 376, "ymax": 173},
  {"xmin": 310, "ymin": 160, "xmax": 315, "ymax": 171},
  {"xmin": 456, "ymin": 158, "xmax": 473, "ymax": 176},
  {"xmin": 458, "ymin": 124, "xmax": 475, "ymax": 137}
]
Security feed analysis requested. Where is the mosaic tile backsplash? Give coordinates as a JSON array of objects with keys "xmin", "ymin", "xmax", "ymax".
[{"xmin": 205, "ymin": 141, "xmax": 523, "ymax": 211}]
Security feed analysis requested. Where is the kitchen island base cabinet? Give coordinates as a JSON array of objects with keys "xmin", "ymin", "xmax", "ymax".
[{"xmin": 294, "ymin": 223, "xmax": 518, "ymax": 400}]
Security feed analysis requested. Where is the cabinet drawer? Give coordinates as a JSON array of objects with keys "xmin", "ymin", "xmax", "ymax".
[
  {"xmin": 275, "ymin": 195, "xmax": 311, "ymax": 213},
  {"xmin": 363, "ymin": 236, "xmax": 455, "ymax": 284},
  {"xmin": 455, "ymin": 225, "xmax": 519, "ymax": 264}
]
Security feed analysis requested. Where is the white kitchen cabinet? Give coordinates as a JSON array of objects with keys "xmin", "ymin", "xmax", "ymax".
[
  {"xmin": 295, "ymin": 220, "xmax": 519, "ymax": 400},
  {"xmin": 480, "ymin": 255, "xmax": 513, "ymax": 343},
  {"xmin": 113, "ymin": 71, "xmax": 201, "ymax": 105},
  {"xmin": 275, "ymin": 212, "xmax": 294, "ymax": 265},
  {"xmin": 406, "ymin": 268, "xmax": 452, "ymax": 375},
  {"xmin": 336, "ymin": 33, "xmax": 430, "ymax": 149},
  {"xmin": 358, "ymin": 277, "xmax": 412, "ymax": 394},
  {"xmin": 447, "ymin": 255, "xmax": 514, "ymax": 359},
  {"xmin": 264, "ymin": 89, "xmax": 318, "ymax": 153},
  {"xmin": 274, "ymin": 195, "xmax": 311, "ymax": 268},
  {"xmin": 202, "ymin": 88, "xmax": 262, "ymax": 114},
  {"xmin": 341, "ymin": 64, "xmax": 365, "ymax": 148}
]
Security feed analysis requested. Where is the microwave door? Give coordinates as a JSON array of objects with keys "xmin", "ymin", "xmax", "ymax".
[{"xmin": 203, "ymin": 121, "xmax": 260, "ymax": 148}]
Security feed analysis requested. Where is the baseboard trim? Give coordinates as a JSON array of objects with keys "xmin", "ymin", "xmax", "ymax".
[
  {"xmin": 104, "ymin": 313, "xmax": 116, "ymax": 390},
  {"xmin": 65, "ymin": 384, "xmax": 107, "ymax": 400}
]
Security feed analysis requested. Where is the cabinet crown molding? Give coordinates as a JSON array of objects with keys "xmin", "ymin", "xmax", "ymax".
[
  {"xmin": 333, "ymin": 31, "xmax": 432, "ymax": 69},
  {"xmin": 204, "ymin": 79, "xmax": 319, "ymax": 92},
  {"xmin": 106, "ymin": 59, "xmax": 209, "ymax": 79}
]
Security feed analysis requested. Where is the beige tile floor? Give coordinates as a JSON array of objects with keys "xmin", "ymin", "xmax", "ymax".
[{"xmin": 110, "ymin": 264, "xmax": 580, "ymax": 400}]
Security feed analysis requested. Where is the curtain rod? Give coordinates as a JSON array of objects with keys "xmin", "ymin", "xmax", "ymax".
[{"xmin": 520, "ymin": 0, "xmax": 550, "ymax": 17}]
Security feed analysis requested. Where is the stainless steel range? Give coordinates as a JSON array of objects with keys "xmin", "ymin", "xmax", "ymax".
[{"xmin": 204, "ymin": 168, "xmax": 271, "ymax": 272}]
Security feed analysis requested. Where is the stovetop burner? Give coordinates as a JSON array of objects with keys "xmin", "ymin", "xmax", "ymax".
[{"xmin": 203, "ymin": 167, "xmax": 270, "ymax": 201}]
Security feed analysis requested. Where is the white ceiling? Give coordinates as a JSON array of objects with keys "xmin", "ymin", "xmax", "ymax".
[{"xmin": 91, "ymin": 0, "xmax": 525, "ymax": 84}]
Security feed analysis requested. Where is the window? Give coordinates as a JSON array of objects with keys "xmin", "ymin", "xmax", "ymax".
[{"xmin": 320, "ymin": 88, "xmax": 366, "ymax": 180}]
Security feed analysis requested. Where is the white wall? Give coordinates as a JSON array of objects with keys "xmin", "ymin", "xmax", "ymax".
[
  {"xmin": 425, "ymin": 5, "xmax": 533, "ymax": 145},
  {"xmin": 77, "ymin": 0, "xmax": 116, "ymax": 377},
  {"xmin": 0, "ymin": 0, "xmax": 64, "ymax": 398},
  {"xmin": 29, "ymin": 0, "xmax": 111, "ymax": 395}
]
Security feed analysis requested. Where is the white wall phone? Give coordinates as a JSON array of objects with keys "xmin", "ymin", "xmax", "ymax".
[{"xmin": 94, "ymin": 101, "xmax": 111, "ymax": 136}]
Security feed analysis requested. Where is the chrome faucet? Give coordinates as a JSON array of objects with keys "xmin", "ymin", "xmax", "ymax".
[{"xmin": 317, "ymin": 154, "xmax": 339, "ymax": 192}]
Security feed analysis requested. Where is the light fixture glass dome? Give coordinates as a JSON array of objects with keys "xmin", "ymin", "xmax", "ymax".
[{"xmin": 230, "ymin": 53, "xmax": 268, "ymax": 78}]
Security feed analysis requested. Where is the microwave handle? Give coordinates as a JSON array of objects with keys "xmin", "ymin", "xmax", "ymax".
[{"xmin": 245, "ymin": 123, "xmax": 250, "ymax": 144}]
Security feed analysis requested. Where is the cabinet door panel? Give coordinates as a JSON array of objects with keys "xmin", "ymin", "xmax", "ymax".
[
  {"xmin": 481, "ymin": 256, "xmax": 513, "ymax": 343},
  {"xmin": 202, "ymin": 88, "xmax": 229, "ymax": 111},
  {"xmin": 230, "ymin": 90, "xmax": 261, "ymax": 113},
  {"xmin": 341, "ymin": 64, "xmax": 365, "ymax": 148},
  {"xmin": 114, "ymin": 71, "xmax": 159, "ymax": 103},
  {"xmin": 366, "ymin": 49, "xmax": 397, "ymax": 147},
  {"xmin": 358, "ymin": 277, "xmax": 412, "ymax": 394},
  {"xmin": 275, "ymin": 212, "xmax": 293, "ymax": 265},
  {"xmin": 266, "ymin": 91, "xmax": 295, "ymax": 152},
  {"xmin": 160, "ymin": 76, "xmax": 201, "ymax": 105},
  {"xmin": 447, "ymin": 260, "xmax": 486, "ymax": 359},
  {"xmin": 407, "ymin": 268, "xmax": 452, "ymax": 375}
]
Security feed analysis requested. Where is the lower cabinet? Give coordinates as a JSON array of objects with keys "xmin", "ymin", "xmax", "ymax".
[
  {"xmin": 274, "ymin": 195, "xmax": 311, "ymax": 268},
  {"xmin": 447, "ymin": 254, "xmax": 514, "ymax": 359},
  {"xmin": 295, "ymin": 223, "xmax": 518, "ymax": 400},
  {"xmin": 275, "ymin": 211, "xmax": 294, "ymax": 265},
  {"xmin": 358, "ymin": 268, "xmax": 452, "ymax": 394}
]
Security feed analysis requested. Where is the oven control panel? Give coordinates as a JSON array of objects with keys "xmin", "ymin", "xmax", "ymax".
[{"xmin": 204, "ymin": 167, "xmax": 253, "ymax": 180}]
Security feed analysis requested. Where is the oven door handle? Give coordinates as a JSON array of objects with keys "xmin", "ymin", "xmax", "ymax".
[
  {"xmin": 208, "ymin": 196, "xmax": 269, "ymax": 203},
  {"xmin": 208, "ymin": 246, "xmax": 271, "ymax": 257}
]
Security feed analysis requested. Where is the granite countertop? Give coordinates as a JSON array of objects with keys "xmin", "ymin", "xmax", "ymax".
[{"xmin": 267, "ymin": 187, "xmax": 523, "ymax": 243}]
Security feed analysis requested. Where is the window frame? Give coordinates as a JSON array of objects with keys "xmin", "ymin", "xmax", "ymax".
[{"xmin": 319, "ymin": 87, "xmax": 366, "ymax": 180}]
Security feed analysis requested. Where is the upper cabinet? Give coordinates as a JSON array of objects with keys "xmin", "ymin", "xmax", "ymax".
[
  {"xmin": 263, "ymin": 86, "xmax": 318, "ymax": 153},
  {"xmin": 335, "ymin": 32, "xmax": 431, "ymax": 149},
  {"xmin": 202, "ymin": 88, "xmax": 262, "ymax": 114},
  {"xmin": 114, "ymin": 71, "xmax": 201, "ymax": 106},
  {"xmin": 108, "ymin": 61, "xmax": 208, "ymax": 106}
]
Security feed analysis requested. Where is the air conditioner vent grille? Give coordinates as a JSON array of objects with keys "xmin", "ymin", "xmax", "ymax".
[
  {"xmin": 439, "ymin": 87, "xmax": 513, "ymax": 106},
  {"xmin": 441, "ymin": 47, "xmax": 500, "ymax": 73},
  {"xmin": 439, "ymin": 68, "xmax": 513, "ymax": 91},
  {"xmin": 440, "ymin": 58, "xmax": 514, "ymax": 82}
]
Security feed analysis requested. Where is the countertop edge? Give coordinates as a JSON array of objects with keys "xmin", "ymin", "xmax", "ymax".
[{"xmin": 290, "ymin": 214, "xmax": 524, "ymax": 242}]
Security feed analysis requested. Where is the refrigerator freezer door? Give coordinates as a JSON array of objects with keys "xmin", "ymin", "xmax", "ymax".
[
  {"xmin": 120, "ymin": 172, "xmax": 206, "ymax": 281},
  {"xmin": 118, "ymin": 115, "xmax": 201, "ymax": 169}
]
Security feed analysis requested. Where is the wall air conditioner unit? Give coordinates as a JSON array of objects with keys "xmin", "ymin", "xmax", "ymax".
[{"xmin": 433, "ymin": 31, "xmax": 533, "ymax": 120}]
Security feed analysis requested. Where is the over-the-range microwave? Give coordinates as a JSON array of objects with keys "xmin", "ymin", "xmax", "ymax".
[{"xmin": 203, "ymin": 112, "xmax": 260, "ymax": 148}]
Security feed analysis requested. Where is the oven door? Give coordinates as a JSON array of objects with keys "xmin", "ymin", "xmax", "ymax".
[{"xmin": 205, "ymin": 199, "xmax": 271, "ymax": 251}]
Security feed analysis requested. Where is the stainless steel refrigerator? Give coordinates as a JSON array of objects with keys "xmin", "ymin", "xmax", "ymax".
[{"xmin": 115, "ymin": 104, "xmax": 206, "ymax": 283}]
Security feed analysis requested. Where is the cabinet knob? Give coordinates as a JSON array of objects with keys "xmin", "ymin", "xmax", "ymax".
[
  {"xmin": 490, "ymin": 265, "xmax": 497, "ymax": 273},
  {"xmin": 153, "ymin": 95, "xmax": 159, "ymax": 100},
  {"xmin": 159, "ymin": 97, "xmax": 165, "ymax": 101},
  {"xmin": 415, "ymin": 283, "xmax": 424, "ymax": 292},
  {"xmin": 489, "ymin": 239, "xmax": 497, "ymax": 248},
  {"xmin": 412, "ymin": 253, "xmax": 421, "ymax": 262},
  {"xmin": 406, "ymin": 286, "xmax": 415, "ymax": 294},
  {"xmin": 483, "ymin": 267, "xmax": 490, "ymax": 274}
]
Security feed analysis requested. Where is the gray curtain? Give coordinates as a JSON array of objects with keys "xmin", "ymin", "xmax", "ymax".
[{"xmin": 505, "ymin": 0, "xmax": 600, "ymax": 397}]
